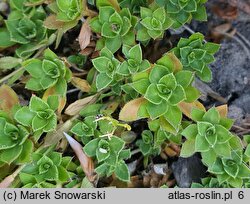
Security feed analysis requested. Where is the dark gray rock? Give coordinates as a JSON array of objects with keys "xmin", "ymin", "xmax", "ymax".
[{"xmin": 171, "ymin": 154, "xmax": 207, "ymax": 188}]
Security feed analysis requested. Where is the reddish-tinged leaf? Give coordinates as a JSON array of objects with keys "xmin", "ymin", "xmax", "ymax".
[
  {"xmin": 119, "ymin": 98, "xmax": 146, "ymax": 122},
  {"xmin": 0, "ymin": 84, "xmax": 19, "ymax": 112},
  {"xmin": 178, "ymin": 101, "xmax": 206, "ymax": 119},
  {"xmin": 215, "ymin": 104, "xmax": 228, "ymax": 118}
]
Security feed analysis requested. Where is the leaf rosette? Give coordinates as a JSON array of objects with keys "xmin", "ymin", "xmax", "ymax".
[
  {"xmin": 24, "ymin": 49, "xmax": 72, "ymax": 95},
  {"xmin": 84, "ymin": 136, "xmax": 131, "ymax": 182},
  {"xmin": 131, "ymin": 54, "xmax": 200, "ymax": 121},
  {"xmin": 117, "ymin": 44, "xmax": 151, "ymax": 76},
  {"xmin": 172, "ymin": 33, "xmax": 220, "ymax": 82},
  {"xmin": 21, "ymin": 152, "xmax": 72, "ymax": 184},
  {"xmin": 180, "ymin": 107, "xmax": 238, "ymax": 165},
  {"xmin": 137, "ymin": 6, "xmax": 173, "ymax": 42},
  {"xmin": 92, "ymin": 47, "xmax": 121, "ymax": 91},
  {"xmin": 14, "ymin": 96, "xmax": 58, "ymax": 134},
  {"xmin": 0, "ymin": 117, "xmax": 33, "ymax": 165},
  {"xmin": 56, "ymin": 0, "xmax": 83, "ymax": 22},
  {"xmin": 5, "ymin": 6, "xmax": 47, "ymax": 57},
  {"xmin": 208, "ymin": 151, "xmax": 250, "ymax": 187},
  {"xmin": 90, "ymin": 6, "xmax": 137, "ymax": 53},
  {"xmin": 156, "ymin": 0, "xmax": 208, "ymax": 28}
]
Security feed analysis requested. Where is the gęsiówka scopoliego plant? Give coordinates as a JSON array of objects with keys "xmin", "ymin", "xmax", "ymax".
[
  {"xmin": 180, "ymin": 107, "xmax": 236, "ymax": 165},
  {"xmin": 4, "ymin": 6, "xmax": 48, "ymax": 58},
  {"xmin": 0, "ymin": 0, "xmax": 249, "ymax": 189},
  {"xmin": 117, "ymin": 44, "xmax": 151, "ymax": 76},
  {"xmin": 131, "ymin": 53, "xmax": 200, "ymax": 122},
  {"xmin": 20, "ymin": 151, "xmax": 78, "ymax": 186},
  {"xmin": 172, "ymin": 32, "xmax": 220, "ymax": 82},
  {"xmin": 84, "ymin": 135, "xmax": 131, "ymax": 182},
  {"xmin": 0, "ymin": 116, "xmax": 33, "ymax": 166},
  {"xmin": 156, "ymin": 0, "xmax": 208, "ymax": 28},
  {"xmin": 92, "ymin": 47, "xmax": 121, "ymax": 91},
  {"xmin": 137, "ymin": 5, "xmax": 173, "ymax": 42},
  {"xmin": 90, "ymin": 6, "xmax": 137, "ymax": 53},
  {"xmin": 208, "ymin": 150, "xmax": 250, "ymax": 187},
  {"xmin": 24, "ymin": 48, "xmax": 72, "ymax": 96},
  {"xmin": 14, "ymin": 95, "xmax": 59, "ymax": 139}
]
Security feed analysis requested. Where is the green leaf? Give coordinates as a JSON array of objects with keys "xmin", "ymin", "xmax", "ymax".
[
  {"xmin": 109, "ymin": 136, "xmax": 125, "ymax": 154},
  {"xmin": 182, "ymin": 124, "xmax": 198, "ymax": 140},
  {"xmin": 14, "ymin": 107, "xmax": 35, "ymax": 127},
  {"xmin": 96, "ymin": 73, "xmax": 113, "ymax": 90},
  {"xmin": 144, "ymin": 84, "xmax": 162, "ymax": 104},
  {"xmin": 201, "ymin": 150, "xmax": 217, "ymax": 166},
  {"xmin": 131, "ymin": 78, "xmax": 150, "ymax": 95},
  {"xmin": 58, "ymin": 166, "xmax": 70, "ymax": 182},
  {"xmin": 202, "ymin": 107, "xmax": 220, "ymax": 124},
  {"xmin": 29, "ymin": 96, "xmax": 49, "ymax": 112},
  {"xmin": 114, "ymin": 160, "xmax": 130, "ymax": 182},
  {"xmin": 0, "ymin": 145, "xmax": 23, "ymax": 164},
  {"xmin": 191, "ymin": 108, "xmax": 205, "ymax": 121},
  {"xmin": 215, "ymin": 125, "xmax": 232, "ymax": 143},
  {"xmin": 83, "ymin": 138, "xmax": 99, "ymax": 157},
  {"xmin": 164, "ymin": 105, "xmax": 182, "ymax": 131},
  {"xmin": 146, "ymin": 101, "xmax": 168, "ymax": 119},
  {"xmin": 32, "ymin": 115, "xmax": 48, "ymax": 131},
  {"xmin": 175, "ymin": 70, "xmax": 194, "ymax": 88},
  {"xmin": 204, "ymin": 42, "xmax": 220, "ymax": 54},
  {"xmin": 184, "ymin": 86, "xmax": 200, "ymax": 102},
  {"xmin": 169, "ymin": 85, "xmax": 186, "ymax": 105},
  {"xmin": 180, "ymin": 139, "xmax": 196, "ymax": 157},
  {"xmin": 0, "ymin": 28, "xmax": 16, "ymax": 48},
  {"xmin": 195, "ymin": 135, "xmax": 210, "ymax": 152},
  {"xmin": 213, "ymin": 143, "xmax": 231, "ymax": 157},
  {"xmin": 47, "ymin": 95, "xmax": 59, "ymax": 111},
  {"xmin": 15, "ymin": 139, "xmax": 33, "ymax": 164}
]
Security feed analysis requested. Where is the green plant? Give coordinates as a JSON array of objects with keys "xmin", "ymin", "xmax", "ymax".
[
  {"xmin": 4, "ymin": 6, "xmax": 48, "ymax": 58},
  {"xmin": 172, "ymin": 33, "xmax": 220, "ymax": 82},
  {"xmin": 137, "ymin": 5, "xmax": 173, "ymax": 42},
  {"xmin": 156, "ymin": 0, "xmax": 208, "ymax": 28},
  {"xmin": 117, "ymin": 44, "xmax": 151, "ymax": 76},
  {"xmin": 92, "ymin": 47, "xmax": 121, "ymax": 90},
  {"xmin": 54, "ymin": 0, "xmax": 83, "ymax": 22},
  {"xmin": 14, "ymin": 95, "xmax": 58, "ymax": 135},
  {"xmin": 90, "ymin": 6, "xmax": 137, "ymax": 52},
  {"xmin": 20, "ymin": 151, "xmax": 76, "ymax": 186},
  {"xmin": 131, "ymin": 54, "xmax": 200, "ymax": 121},
  {"xmin": 118, "ymin": 0, "xmax": 147, "ymax": 14},
  {"xmin": 191, "ymin": 177, "xmax": 230, "ymax": 188},
  {"xmin": 180, "ymin": 108, "xmax": 235, "ymax": 165},
  {"xmin": 24, "ymin": 48, "xmax": 72, "ymax": 95},
  {"xmin": 0, "ymin": 117, "xmax": 33, "ymax": 165},
  {"xmin": 84, "ymin": 136, "xmax": 131, "ymax": 182},
  {"xmin": 208, "ymin": 151, "xmax": 250, "ymax": 187}
]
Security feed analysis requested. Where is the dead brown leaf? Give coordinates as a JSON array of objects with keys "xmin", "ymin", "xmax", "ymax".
[
  {"xmin": 71, "ymin": 76, "xmax": 91, "ymax": 93},
  {"xmin": 65, "ymin": 94, "xmax": 98, "ymax": 116},
  {"xmin": 64, "ymin": 132, "xmax": 95, "ymax": 183},
  {"xmin": 78, "ymin": 21, "xmax": 92, "ymax": 50}
]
